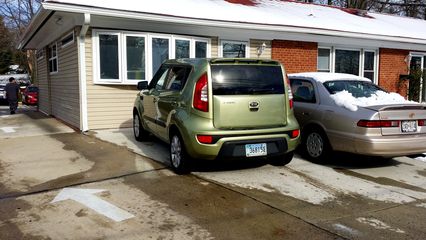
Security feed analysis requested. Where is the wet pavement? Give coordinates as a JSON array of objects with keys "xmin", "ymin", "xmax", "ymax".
[{"xmin": 1, "ymin": 105, "xmax": 426, "ymax": 239}]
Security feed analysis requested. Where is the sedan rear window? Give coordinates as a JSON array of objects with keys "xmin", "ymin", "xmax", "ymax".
[
  {"xmin": 323, "ymin": 80, "xmax": 384, "ymax": 98},
  {"xmin": 211, "ymin": 65, "xmax": 284, "ymax": 95}
]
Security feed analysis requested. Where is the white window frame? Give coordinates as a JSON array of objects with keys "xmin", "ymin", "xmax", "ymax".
[
  {"xmin": 192, "ymin": 38, "xmax": 211, "ymax": 58},
  {"xmin": 48, "ymin": 43, "xmax": 58, "ymax": 74},
  {"xmin": 93, "ymin": 29, "xmax": 211, "ymax": 85},
  {"xmin": 219, "ymin": 40, "xmax": 250, "ymax": 58},
  {"xmin": 318, "ymin": 45, "xmax": 379, "ymax": 84},
  {"xmin": 61, "ymin": 31, "xmax": 75, "ymax": 49},
  {"xmin": 409, "ymin": 52, "xmax": 426, "ymax": 102},
  {"xmin": 361, "ymin": 50, "xmax": 377, "ymax": 82},
  {"xmin": 93, "ymin": 31, "xmax": 122, "ymax": 83},
  {"xmin": 317, "ymin": 47, "xmax": 332, "ymax": 72},
  {"xmin": 122, "ymin": 32, "xmax": 148, "ymax": 84},
  {"xmin": 148, "ymin": 34, "xmax": 172, "ymax": 82}
]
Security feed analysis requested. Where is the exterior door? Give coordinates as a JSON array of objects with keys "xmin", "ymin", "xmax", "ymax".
[{"xmin": 409, "ymin": 56, "xmax": 423, "ymax": 102}]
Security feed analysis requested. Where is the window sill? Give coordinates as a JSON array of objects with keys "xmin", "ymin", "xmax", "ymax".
[{"xmin": 93, "ymin": 81, "xmax": 145, "ymax": 86}]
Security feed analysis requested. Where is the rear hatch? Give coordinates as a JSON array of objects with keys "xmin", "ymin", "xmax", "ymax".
[
  {"xmin": 366, "ymin": 104, "xmax": 426, "ymax": 135},
  {"xmin": 210, "ymin": 60, "xmax": 287, "ymax": 129}
]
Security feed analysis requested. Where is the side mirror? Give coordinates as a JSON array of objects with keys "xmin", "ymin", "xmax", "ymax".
[{"xmin": 137, "ymin": 81, "xmax": 148, "ymax": 90}]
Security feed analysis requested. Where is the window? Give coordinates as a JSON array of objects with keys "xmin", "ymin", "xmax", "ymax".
[
  {"xmin": 149, "ymin": 65, "xmax": 169, "ymax": 90},
  {"xmin": 318, "ymin": 46, "xmax": 377, "ymax": 83},
  {"xmin": 175, "ymin": 39, "xmax": 190, "ymax": 59},
  {"xmin": 126, "ymin": 35, "xmax": 146, "ymax": 81},
  {"xmin": 165, "ymin": 66, "xmax": 191, "ymax": 91},
  {"xmin": 221, "ymin": 41, "xmax": 248, "ymax": 58},
  {"xmin": 290, "ymin": 79, "xmax": 316, "ymax": 103},
  {"xmin": 317, "ymin": 48, "xmax": 330, "ymax": 72},
  {"xmin": 61, "ymin": 31, "xmax": 74, "ymax": 48},
  {"xmin": 335, "ymin": 49, "xmax": 360, "ymax": 75},
  {"xmin": 99, "ymin": 33, "xmax": 120, "ymax": 80},
  {"xmin": 48, "ymin": 43, "xmax": 58, "ymax": 73},
  {"xmin": 211, "ymin": 65, "xmax": 284, "ymax": 95},
  {"xmin": 93, "ymin": 30, "xmax": 209, "ymax": 84},
  {"xmin": 152, "ymin": 37, "xmax": 170, "ymax": 76},
  {"xmin": 195, "ymin": 41, "xmax": 207, "ymax": 58},
  {"xmin": 363, "ymin": 51, "xmax": 375, "ymax": 81}
]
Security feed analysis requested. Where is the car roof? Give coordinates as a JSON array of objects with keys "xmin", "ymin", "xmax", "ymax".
[{"xmin": 288, "ymin": 72, "xmax": 371, "ymax": 83}]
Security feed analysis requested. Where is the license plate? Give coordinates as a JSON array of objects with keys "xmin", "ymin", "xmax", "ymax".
[
  {"xmin": 245, "ymin": 143, "xmax": 267, "ymax": 157},
  {"xmin": 401, "ymin": 120, "xmax": 417, "ymax": 133}
]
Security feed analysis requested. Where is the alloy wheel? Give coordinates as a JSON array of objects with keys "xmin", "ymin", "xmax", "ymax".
[
  {"xmin": 306, "ymin": 132, "xmax": 324, "ymax": 158},
  {"xmin": 170, "ymin": 135, "xmax": 182, "ymax": 168}
]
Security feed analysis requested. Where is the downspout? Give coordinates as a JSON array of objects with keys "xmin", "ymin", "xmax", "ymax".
[{"xmin": 78, "ymin": 13, "xmax": 90, "ymax": 132}]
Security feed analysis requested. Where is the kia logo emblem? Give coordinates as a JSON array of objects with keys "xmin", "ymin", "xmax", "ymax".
[{"xmin": 249, "ymin": 101, "xmax": 259, "ymax": 108}]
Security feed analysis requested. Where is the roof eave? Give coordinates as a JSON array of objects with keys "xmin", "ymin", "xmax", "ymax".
[{"xmin": 18, "ymin": 6, "xmax": 53, "ymax": 50}]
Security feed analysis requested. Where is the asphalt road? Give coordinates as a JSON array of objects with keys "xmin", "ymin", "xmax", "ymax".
[{"xmin": 1, "ymin": 105, "xmax": 426, "ymax": 239}]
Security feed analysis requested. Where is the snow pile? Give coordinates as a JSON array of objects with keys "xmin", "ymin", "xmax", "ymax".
[
  {"xmin": 415, "ymin": 154, "xmax": 426, "ymax": 163},
  {"xmin": 330, "ymin": 90, "xmax": 417, "ymax": 111}
]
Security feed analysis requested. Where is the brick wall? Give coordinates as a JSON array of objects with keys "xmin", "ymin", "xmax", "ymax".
[
  {"xmin": 271, "ymin": 40, "xmax": 318, "ymax": 73},
  {"xmin": 379, "ymin": 48, "xmax": 410, "ymax": 97}
]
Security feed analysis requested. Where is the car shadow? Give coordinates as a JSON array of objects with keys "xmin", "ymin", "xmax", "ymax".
[{"xmin": 304, "ymin": 151, "xmax": 403, "ymax": 170}]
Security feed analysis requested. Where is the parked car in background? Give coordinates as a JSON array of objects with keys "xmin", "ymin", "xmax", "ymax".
[
  {"xmin": 289, "ymin": 72, "xmax": 426, "ymax": 161},
  {"xmin": 133, "ymin": 58, "xmax": 300, "ymax": 173},
  {"xmin": 22, "ymin": 85, "xmax": 38, "ymax": 105},
  {"xmin": 0, "ymin": 82, "xmax": 6, "ymax": 102}
]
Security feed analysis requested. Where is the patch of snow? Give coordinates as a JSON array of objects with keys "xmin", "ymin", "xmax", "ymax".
[
  {"xmin": 289, "ymin": 72, "xmax": 370, "ymax": 83},
  {"xmin": 332, "ymin": 223, "xmax": 360, "ymax": 236},
  {"xmin": 45, "ymin": 0, "xmax": 426, "ymax": 41},
  {"xmin": 330, "ymin": 90, "xmax": 417, "ymax": 111},
  {"xmin": 414, "ymin": 154, "xmax": 426, "ymax": 162},
  {"xmin": 416, "ymin": 203, "xmax": 426, "ymax": 208},
  {"xmin": 356, "ymin": 217, "xmax": 405, "ymax": 233},
  {"xmin": 194, "ymin": 165, "xmax": 336, "ymax": 205}
]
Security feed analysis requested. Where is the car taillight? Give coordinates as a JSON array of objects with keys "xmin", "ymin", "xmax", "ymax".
[
  {"xmin": 419, "ymin": 120, "xmax": 426, "ymax": 126},
  {"xmin": 357, "ymin": 120, "xmax": 400, "ymax": 128},
  {"xmin": 290, "ymin": 129, "xmax": 300, "ymax": 138},
  {"xmin": 193, "ymin": 73, "xmax": 208, "ymax": 112},
  {"xmin": 285, "ymin": 75, "xmax": 293, "ymax": 109},
  {"xmin": 197, "ymin": 135, "xmax": 213, "ymax": 144}
]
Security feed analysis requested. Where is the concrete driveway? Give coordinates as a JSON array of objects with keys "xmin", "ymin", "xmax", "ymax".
[{"xmin": 1, "ymin": 105, "xmax": 426, "ymax": 239}]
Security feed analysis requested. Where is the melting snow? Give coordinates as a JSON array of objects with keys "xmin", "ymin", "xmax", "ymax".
[
  {"xmin": 330, "ymin": 90, "xmax": 417, "ymax": 111},
  {"xmin": 414, "ymin": 154, "xmax": 426, "ymax": 162}
]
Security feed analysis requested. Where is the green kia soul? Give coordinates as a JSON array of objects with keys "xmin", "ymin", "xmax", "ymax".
[{"xmin": 133, "ymin": 58, "xmax": 300, "ymax": 174}]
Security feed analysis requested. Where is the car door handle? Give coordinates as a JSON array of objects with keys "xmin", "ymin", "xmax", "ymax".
[{"xmin": 301, "ymin": 112, "xmax": 310, "ymax": 116}]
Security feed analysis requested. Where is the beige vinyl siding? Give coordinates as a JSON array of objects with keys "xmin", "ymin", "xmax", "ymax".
[
  {"xmin": 250, "ymin": 39, "xmax": 272, "ymax": 59},
  {"xmin": 36, "ymin": 49, "xmax": 50, "ymax": 115},
  {"xmin": 85, "ymin": 29, "xmax": 136, "ymax": 129},
  {"xmin": 211, "ymin": 37, "xmax": 219, "ymax": 58},
  {"xmin": 50, "ymin": 29, "xmax": 80, "ymax": 128}
]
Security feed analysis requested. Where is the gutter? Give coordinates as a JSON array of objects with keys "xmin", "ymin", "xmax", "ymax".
[
  {"xmin": 41, "ymin": 2, "xmax": 426, "ymax": 46},
  {"xmin": 78, "ymin": 13, "xmax": 90, "ymax": 132}
]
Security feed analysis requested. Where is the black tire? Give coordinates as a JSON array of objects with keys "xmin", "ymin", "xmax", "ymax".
[
  {"xmin": 133, "ymin": 112, "xmax": 148, "ymax": 141},
  {"xmin": 270, "ymin": 151, "xmax": 294, "ymax": 166},
  {"xmin": 303, "ymin": 128, "xmax": 331, "ymax": 162},
  {"xmin": 169, "ymin": 132, "xmax": 191, "ymax": 174}
]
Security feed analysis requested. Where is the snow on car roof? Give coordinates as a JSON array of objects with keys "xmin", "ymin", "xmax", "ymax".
[
  {"xmin": 288, "ymin": 72, "xmax": 371, "ymax": 83},
  {"xmin": 45, "ymin": 0, "xmax": 426, "ymax": 41}
]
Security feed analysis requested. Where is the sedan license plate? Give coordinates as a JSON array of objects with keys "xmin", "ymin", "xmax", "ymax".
[
  {"xmin": 245, "ymin": 143, "xmax": 267, "ymax": 157},
  {"xmin": 401, "ymin": 120, "xmax": 417, "ymax": 133}
]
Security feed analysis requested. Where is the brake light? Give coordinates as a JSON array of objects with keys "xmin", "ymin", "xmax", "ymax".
[
  {"xmin": 193, "ymin": 73, "xmax": 208, "ymax": 112},
  {"xmin": 197, "ymin": 135, "xmax": 213, "ymax": 144},
  {"xmin": 285, "ymin": 75, "xmax": 293, "ymax": 109},
  {"xmin": 419, "ymin": 120, "xmax": 426, "ymax": 126},
  {"xmin": 357, "ymin": 120, "xmax": 400, "ymax": 128},
  {"xmin": 290, "ymin": 129, "xmax": 300, "ymax": 138}
]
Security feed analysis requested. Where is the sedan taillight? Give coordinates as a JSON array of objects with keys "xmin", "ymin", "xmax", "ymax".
[
  {"xmin": 357, "ymin": 120, "xmax": 400, "ymax": 128},
  {"xmin": 419, "ymin": 120, "xmax": 426, "ymax": 126}
]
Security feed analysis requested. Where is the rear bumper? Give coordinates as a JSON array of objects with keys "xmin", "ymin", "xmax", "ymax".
[
  {"xmin": 185, "ymin": 133, "xmax": 299, "ymax": 160},
  {"xmin": 335, "ymin": 134, "xmax": 426, "ymax": 157}
]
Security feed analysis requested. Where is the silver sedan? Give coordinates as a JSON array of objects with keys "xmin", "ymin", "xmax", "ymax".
[{"xmin": 289, "ymin": 72, "xmax": 426, "ymax": 160}]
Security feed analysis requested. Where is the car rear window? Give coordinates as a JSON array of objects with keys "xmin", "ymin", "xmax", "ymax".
[
  {"xmin": 323, "ymin": 80, "xmax": 384, "ymax": 98},
  {"xmin": 27, "ymin": 87, "xmax": 38, "ymax": 92},
  {"xmin": 211, "ymin": 65, "xmax": 284, "ymax": 95}
]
